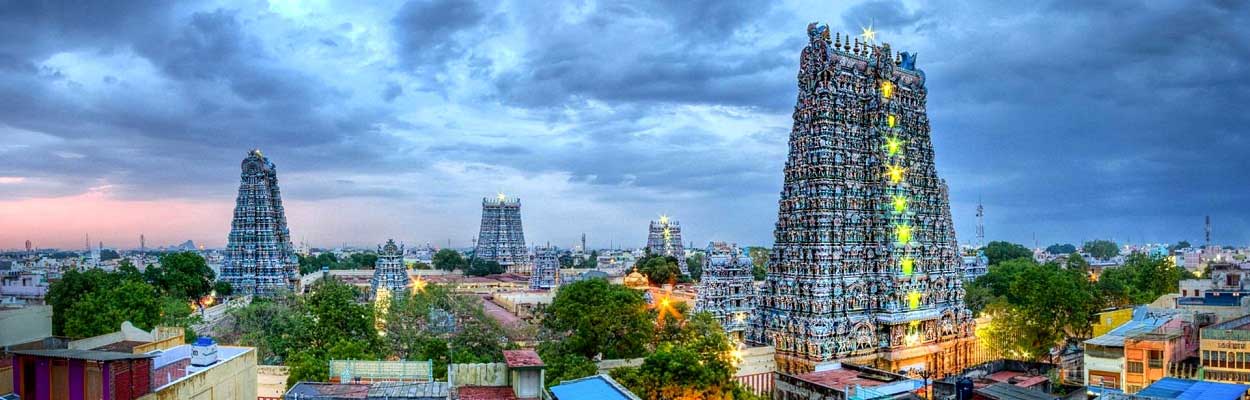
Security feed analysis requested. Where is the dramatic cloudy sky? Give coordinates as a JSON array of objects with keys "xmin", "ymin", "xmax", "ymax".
[{"xmin": 1, "ymin": 0, "xmax": 1247, "ymax": 251}]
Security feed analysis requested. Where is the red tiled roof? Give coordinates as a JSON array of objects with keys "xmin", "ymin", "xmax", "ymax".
[
  {"xmin": 503, "ymin": 350, "xmax": 544, "ymax": 368},
  {"xmin": 796, "ymin": 368, "xmax": 893, "ymax": 389},
  {"xmin": 1014, "ymin": 375, "xmax": 1049, "ymax": 388},
  {"xmin": 986, "ymin": 371, "xmax": 1022, "ymax": 383},
  {"xmin": 458, "ymin": 386, "xmax": 517, "ymax": 400}
]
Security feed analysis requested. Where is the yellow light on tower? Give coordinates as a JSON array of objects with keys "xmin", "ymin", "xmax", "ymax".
[
  {"xmin": 659, "ymin": 214, "xmax": 669, "ymax": 225},
  {"xmin": 496, "ymin": 192, "xmax": 506, "ymax": 202},
  {"xmin": 408, "ymin": 274, "xmax": 427, "ymax": 294},
  {"xmin": 908, "ymin": 291, "xmax": 921, "ymax": 310},
  {"xmin": 891, "ymin": 195, "xmax": 908, "ymax": 214},
  {"xmin": 881, "ymin": 81, "xmax": 894, "ymax": 99},
  {"xmin": 901, "ymin": 257, "xmax": 914, "ymax": 276},
  {"xmin": 888, "ymin": 114, "xmax": 897, "ymax": 128},
  {"xmin": 886, "ymin": 165, "xmax": 906, "ymax": 184},
  {"xmin": 896, "ymin": 224, "xmax": 913, "ymax": 244},
  {"xmin": 886, "ymin": 136, "xmax": 902, "ymax": 156}
]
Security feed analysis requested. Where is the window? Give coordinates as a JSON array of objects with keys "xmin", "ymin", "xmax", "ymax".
[
  {"xmin": 1149, "ymin": 350, "xmax": 1163, "ymax": 368},
  {"xmin": 1128, "ymin": 362, "xmax": 1144, "ymax": 373},
  {"xmin": 1204, "ymin": 350, "xmax": 1211, "ymax": 366}
]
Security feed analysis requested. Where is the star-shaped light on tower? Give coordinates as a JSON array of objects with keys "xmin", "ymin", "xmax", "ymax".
[
  {"xmin": 408, "ymin": 274, "xmax": 427, "ymax": 294},
  {"xmin": 860, "ymin": 24, "xmax": 877, "ymax": 44},
  {"xmin": 496, "ymin": 192, "xmax": 506, "ymax": 202}
]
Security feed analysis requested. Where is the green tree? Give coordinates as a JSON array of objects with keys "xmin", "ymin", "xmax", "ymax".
[
  {"xmin": 611, "ymin": 312, "xmax": 760, "ymax": 400},
  {"xmin": 214, "ymin": 281, "xmax": 234, "ymax": 297},
  {"xmin": 145, "ymin": 251, "xmax": 215, "ymax": 300},
  {"xmin": 1045, "ymin": 243, "xmax": 1077, "ymax": 255},
  {"xmin": 48, "ymin": 268, "xmax": 155, "ymax": 336},
  {"xmin": 542, "ymin": 279, "xmax": 652, "ymax": 359},
  {"xmin": 412, "ymin": 261, "xmax": 432, "ymax": 270},
  {"xmin": 1170, "ymin": 241, "xmax": 1192, "ymax": 251},
  {"xmin": 1083, "ymin": 240, "xmax": 1120, "ymax": 259},
  {"xmin": 747, "ymin": 247, "xmax": 769, "ymax": 281},
  {"xmin": 1097, "ymin": 254, "xmax": 1181, "ymax": 307},
  {"xmin": 99, "ymin": 248, "xmax": 120, "ymax": 261},
  {"xmin": 432, "ymin": 249, "xmax": 466, "ymax": 271},
  {"xmin": 466, "ymin": 258, "xmax": 506, "ymax": 276},
  {"xmin": 538, "ymin": 343, "xmax": 599, "ymax": 388},
  {"xmin": 580, "ymin": 250, "xmax": 599, "ymax": 269},
  {"xmin": 636, "ymin": 255, "xmax": 680, "ymax": 286},
  {"xmin": 984, "ymin": 241, "xmax": 1033, "ymax": 266},
  {"xmin": 686, "ymin": 253, "xmax": 705, "ymax": 281},
  {"xmin": 966, "ymin": 258, "xmax": 1098, "ymax": 360},
  {"xmin": 63, "ymin": 279, "xmax": 163, "ymax": 337}
]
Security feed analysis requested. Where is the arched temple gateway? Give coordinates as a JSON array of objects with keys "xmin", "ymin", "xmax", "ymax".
[{"xmin": 747, "ymin": 23, "xmax": 977, "ymax": 375}]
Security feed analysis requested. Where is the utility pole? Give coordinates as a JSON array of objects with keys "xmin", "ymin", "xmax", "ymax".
[{"xmin": 975, "ymin": 198, "xmax": 984, "ymax": 249}]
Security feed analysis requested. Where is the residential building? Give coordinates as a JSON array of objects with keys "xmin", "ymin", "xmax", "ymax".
[
  {"xmin": 774, "ymin": 363, "xmax": 922, "ymax": 400},
  {"xmin": 1200, "ymin": 314, "xmax": 1250, "ymax": 384},
  {"xmin": 1084, "ymin": 307, "xmax": 1190, "ymax": 395}
]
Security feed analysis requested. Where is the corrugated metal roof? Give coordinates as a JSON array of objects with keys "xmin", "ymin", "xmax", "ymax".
[
  {"xmin": 975, "ymin": 383, "xmax": 1058, "ymax": 400},
  {"xmin": 1136, "ymin": 377, "xmax": 1250, "ymax": 400},
  {"xmin": 550, "ymin": 374, "xmax": 640, "ymax": 400},
  {"xmin": 10, "ymin": 349, "xmax": 155, "ymax": 361},
  {"xmin": 1084, "ymin": 307, "xmax": 1182, "ymax": 347}
]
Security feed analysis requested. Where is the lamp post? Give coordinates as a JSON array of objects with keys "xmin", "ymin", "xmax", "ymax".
[{"xmin": 918, "ymin": 368, "xmax": 934, "ymax": 400}]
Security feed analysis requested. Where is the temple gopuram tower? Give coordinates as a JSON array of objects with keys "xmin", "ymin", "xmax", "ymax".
[
  {"xmin": 474, "ymin": 194, "xmax": 530, "ymax": 274},
  {"xmin": 695, "ymin": 242, "xmax": 756, "ymax": 341},
  {"xmin": 747, "ymin": 23, "xmax": 975, "ymax": 375},
  {"xmin": 530, "ymin": 245, "xmax": 560, "ymax": 290},
  {"xmin": 371, "ymin": 239, "xmax": 407, "ymax": 298},
  {"xmin": 646, "ymin": 215, "xmax": 688, "ymax": 275},
  {"xmin": 220, "ymin": 149, "xmax": 299, "ymax": 296}
]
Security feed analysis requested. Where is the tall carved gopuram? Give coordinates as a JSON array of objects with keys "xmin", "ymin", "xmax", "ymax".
[
  {"xmin": 220, "ymin": 149, "xmax": 300, "ymax": 296},
  {"xmin": 747, "ymin": 23, "xmax": 976, "ymax": 375}
]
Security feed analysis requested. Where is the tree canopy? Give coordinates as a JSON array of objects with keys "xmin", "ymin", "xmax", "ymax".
[
  {"xmin": 983, "ymin": 241, "xmax": 1033, "ymax": 266},
  {"xmin": 465, "ymin": 257, "xmax": 505, "ymax": 276},
  {"xmin": 1045, "ymin": 243, "xmax": 1077, "ymax": 255},
  {"xmin": 635, "ymin": 255, "xmax": 682, "ymax": 286},
  {"xmin": 432, "ymin": 249, "xmax": 467, "ymax": 271},
  {"xmin": 145, "ymin": 251, "xmax": 215, "ymax": 300},
  {"xmin": 1083, "ymin": 240, "xmax": 1120, "ymax": 259},
  {"xmin": 47, "ymin": 264, "xmax": 200, "ymax": 338},
  {"xmin": 686, "ymin": 253, "xmax": 705, "ymax": 281},
  {"xmin": 966, "ymin": 252, "xmax": 1184, "ymax": 361},
  {"xmin": 968, "ymin": 258, "xmax": 1097, "ymax": 360},
  {"xmin": 747, "ymin": 247, "xmax": 768, "ymax": 281}
]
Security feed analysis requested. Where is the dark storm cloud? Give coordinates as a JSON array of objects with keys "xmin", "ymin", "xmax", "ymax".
[
  {"xmin": 0, "ymin": 4, "xmax": 406, "ymax": 201},
  {"xmin": 392, "ymin": 0, "xmax": 487, "ymax": 68},
  {"xmin": 492, "ymin": 0, "xmax": 795, "ymax": 110},
  {"xmin": 905, "ymin": 0, "xmax": 1250, "ymax": 244},
  {"xmin": 2, "ymin": 0, "xmax": 1248, "ymax": 246}
]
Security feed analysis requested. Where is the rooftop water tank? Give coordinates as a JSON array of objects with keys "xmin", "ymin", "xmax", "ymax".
[{"xmin": 191, "ymin": 336, "xmax": 219, "ymax": 367}]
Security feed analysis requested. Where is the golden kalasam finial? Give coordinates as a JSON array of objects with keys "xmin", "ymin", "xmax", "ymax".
[{"xmin": 835, "ymin": 32, "xmax": 841, "ymax": 50}]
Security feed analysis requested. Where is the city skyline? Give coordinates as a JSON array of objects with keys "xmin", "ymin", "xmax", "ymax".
[{"xmin": 2, "ymin": 0, "xmax": 1248, "ymax": 250}]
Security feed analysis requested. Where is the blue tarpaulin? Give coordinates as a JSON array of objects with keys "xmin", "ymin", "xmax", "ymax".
[
  {"xmin": 549, "ymin": 374, "xmax": 640, "ymax": 400},
  {"xmin": 1136, "ymin": 377, "xmax": 1250, "ymax": 400}
]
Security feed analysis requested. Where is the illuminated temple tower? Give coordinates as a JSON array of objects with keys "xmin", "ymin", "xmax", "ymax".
[
  {"xmin": 747, "ymin": 23, "xmax": 976, "ymax": 374},
  {"xmin": 646, "ymin": 216, "xmax": 688, "ymax": 275},
  {"xmin": 220, "ymin": 149, "xmax": 299, "ymax": 296},
  {"xmin": 695, "ymin": 242, "xmax": 756, "ymax": 341},
  {"xmin": 371, "ymin": 239, "xmax": 407, "ymax": 298},
  {"xmin": 474, "ymin": 194, "xmax": 530, "ymax": 274},
  {"xmin": 530, "ymin": 245, "xmax": 560, "ymax": 290}
]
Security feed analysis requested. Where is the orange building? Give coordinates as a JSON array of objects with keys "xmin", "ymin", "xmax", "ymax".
[{"xmin": 1122, "ymin": 328, "xmax": 1198, "ymax": 393}]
